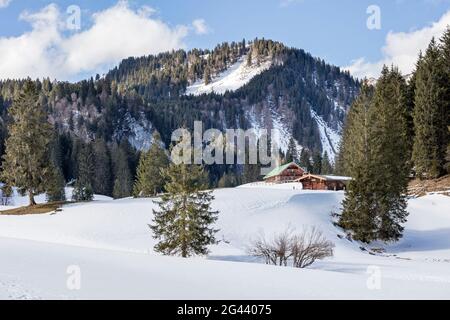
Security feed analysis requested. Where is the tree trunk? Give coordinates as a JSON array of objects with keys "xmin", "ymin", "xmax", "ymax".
[{"xmin": 29, "ymin": 191, "xmax": 36, "ymax": 206}]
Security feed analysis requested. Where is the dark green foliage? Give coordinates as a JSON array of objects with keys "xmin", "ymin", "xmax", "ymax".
[
  {"xmin": 321, "ymin": 151, "xmax": 333, "ymax": 174},
  {"xmin": 299, "ymin": 148, "xmax": 313, "ymax": 172},
  {"xmin": 312, "ymin": 151, "xmax": 323, "ymax": 174},
  {"xmin": 0, "ymin": 39, "xmax": 360, "ymax": 189},
  {"xmin": 151, "ymin": 164, "xmax": 219, "ymax": 258},
  {"xmin": 446, "ymin": 126, "xmax": 450, "ymax": 174},
  {"xmin": 440, "ymin": 27, "xmax": 450, "ymax": 174},
  {"xmin": 92, "ymin": 138, "xmax": 112, "ymax": 196},
  {"xmin": 112, "ymin": 144, "xmax": 133, "ymax": 199},
  {"xmin": 46, "ymin": 167, "xmax": 66, "ymax": 202},
  {"xmin": 339, "ymin": 83, "xmax": 377, "ymax": 242},
  {"xmin": 339, "ymin": 67, "xmax": 410, "ymax": 243},
  {"xmin": 412, "ymin": 38, "xmax": 448, "ymax": 178},
  {"xmin": 370, "ymin": 67, "xmax": 410, "ymax": 241},
  {"xmin": 1, "ymin": 80, "xmax": 54, "ymax": 206},
  {"xmin": 72, "ymin": 143, "xmax": 94, "ymax": 202},
  {"xmin": 133, "ymin": 131, "xmax": 169, "ymax": 197}
]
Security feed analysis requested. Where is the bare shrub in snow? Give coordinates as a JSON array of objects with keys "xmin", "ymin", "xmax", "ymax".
[
  {"xmin": 249, "ymin": 229, "xmax": 293, "ymax": 266},
  {"xmin": 248, "ymin": 235, "xmax": 276, "ymax": 265},
  {"xmin": 291, "ymin": 226, "xmax": 335, "ymax": 268},
  {"xmin": 248, "ymin": 226, "xmax": 334, "ymax": 268}
]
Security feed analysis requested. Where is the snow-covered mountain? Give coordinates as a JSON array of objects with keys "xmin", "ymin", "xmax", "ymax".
[
  {"xmin": 1, "ymin": 186, "xmax": 449, "ymax": 299},
  {"xmin": 0, "ymin": 39, "xmax": 359, "ymax": 168}
]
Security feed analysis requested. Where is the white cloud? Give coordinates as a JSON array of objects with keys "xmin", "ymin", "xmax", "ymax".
[
  {"xmin": 192, "ymin": 19, "xmax": 210, "ymax": 35},
  {"xmin": 0, "ymin": 0, "xmax": 11, "ymax": 9},
  {"xmin": 344, "ymin": 10, "xmax": 450, "ymax": 79},
  {"xmin": 0, "ymin": 1, "xmax": 192, "ymax": 80}
]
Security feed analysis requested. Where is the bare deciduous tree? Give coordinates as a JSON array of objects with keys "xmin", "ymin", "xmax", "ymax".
[{"xmin": 248, "ymin": 226, "xmax": 334, "ymax": 268}]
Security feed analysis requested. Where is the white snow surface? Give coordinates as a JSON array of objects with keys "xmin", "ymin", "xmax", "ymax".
[
  {"xmin": 186, "ymin": 55, "xmax": 272, "ymax": 96},
  {"xmin": 0, "ymin": 186, "xmax": 450, "ymax": 299}
]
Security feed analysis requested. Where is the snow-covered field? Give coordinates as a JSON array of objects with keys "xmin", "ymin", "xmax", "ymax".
[{"xmin": 0, "ymin": 185, "xmax": 449, "ymax": 299}]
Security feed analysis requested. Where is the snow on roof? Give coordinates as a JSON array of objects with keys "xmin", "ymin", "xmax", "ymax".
[
  {"xmin": 297, "ymin": 174, "xmax": 352, "ymax": 181},
  {"xmin": 263, "ymin": 162, "xmax": 306, "ymax": 180},
  {"xmin": 321, "ymin": 175, "xmax": 352, "ymax": 181}
]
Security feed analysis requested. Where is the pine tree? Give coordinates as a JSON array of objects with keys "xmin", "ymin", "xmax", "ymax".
[
  {"xmin": 286, "ymin": 137, "xmax": 298, "ymax": 163},
  {"xmin": 446, "ymin": 126, "xmax": 450, "ymax": 174},
  {"xmin": 133, "ymin": 131, "xmax": 169, "ymax": 197},
  {"xmin": 151, "ymin": 164, "xmax": 219, "ymax": 258},
  {"xmin": 412, "ymin": 38, "xmax": 448, "ymax": 178},
  {"xmin": 72, "ymin": 144, "xmax": 94, "ymax": 201},
  {"xmin": 312, "ymin": 151, "xmax": 322, "ymax": 174},
  {"xmin": 113, "ymin": 146, "xmax": 133, "ymax": 199},
  {"xmin": 370, "ymin": 67, "xmax": 410, "ymax": 241},
  {"xmin": 92, "ymin": 138, "xmax": 112, "ymax": 196},
  {"xmin": 339, "ymin": 82, "xmax": 377, "ymax": 242},
  {"xmin": 1, "ymin": 80, "xmax": 54, "ymax": 206},
  {"xmin": 299, "ymin": 148, "xmax": 312, "ymax": 173},
  {"xmin": 46, "ymin": 167, "xmax": 66, "ymax": 202},
  {"xmin": 321, "ymin": 151, "xmax": 333, "ymax": 174},
  {"xmin": 440, "ymin": 27, "xmax": 450, "ymax": 174},
  {"xmin": 340, "ymin": 68, "xmax": 410, "ymax": 243}
]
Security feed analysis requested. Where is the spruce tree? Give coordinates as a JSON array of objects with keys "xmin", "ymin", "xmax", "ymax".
[
  {"xmin": 92, "ymin": 138, "xmax": 112, "ymax": 196},
  {"xmin": 151, "ymin": 164, "xmax": 219, "ymax": 257},
  {"xmin": 440, "ymin": 27, "xmax": 450, "ymax": 174},
  {"xmin": 339, "ymin": 82, "xmax": 378, "ymax": 242},
  {"xmin": 113, "ymin": 146, "xmax": 133, "ymax": 199},
  {"xmin": 321, "ymin": 151, "xmax": 333, "ymax": 174},
  {"xmin": 133, "ymin": 131, "xmax": 169, "ymax": 197},
  {"xmin": 446, "ymin": 126, "xmax": 450, "ymax": 174},
  {"xmin": 370, "ymin": 67, "xmax": 410, "ymax": 241},
  {"xmin": 312, "ymin": 151, "xmax": 322, "ymax": 174},
  {"xmin": 72, "ymin": 144, "xmax": 94, "ymax": 201},
  {"xmin": 412, "ymin": 38, "xmax": 448, "ymax": 178},
  {"xmin": 299, "ymin": 148, "xmax": 312, "ymax": 173},
  {"xmin": 46, "ymin": 167, "xmax": 66, "ymax": 202},
  {"xmin": 286, "ymin": 137, "xmax": 298, "ymax": 163},
  {"xmin": 1, "ymin": 80, "xmax": 54, "ymax": 206},
  {"xmin": 340, "ymin": 69, "xmax": 410, "ymax": 243}
]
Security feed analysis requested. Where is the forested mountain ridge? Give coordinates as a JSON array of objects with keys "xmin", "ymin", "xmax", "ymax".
[{"xmin": 0, "ymin": 38, "xmax": 359, "ymax": 191}]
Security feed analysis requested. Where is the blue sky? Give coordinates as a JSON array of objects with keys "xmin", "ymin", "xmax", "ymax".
[{"xmin": 0, "ymin": 0, "xmax": 449, "ymax": 80}]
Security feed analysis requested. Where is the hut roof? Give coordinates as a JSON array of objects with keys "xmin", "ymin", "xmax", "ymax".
[{"xmin": 263, "ymin": 162, "xmax": 306, "ymax": 180}]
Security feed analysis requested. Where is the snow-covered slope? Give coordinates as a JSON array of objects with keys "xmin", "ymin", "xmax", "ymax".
[
  {"xmin": 311, "ymin": 110, "xmax": 341, "ymax": 161},
  {"xmin": 186, "ymin": 55, "xmax": 272, "ymax": 96},
  {"xmin": 1, "ymin": 186, "xmax": 450, "ymax": 299}
]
